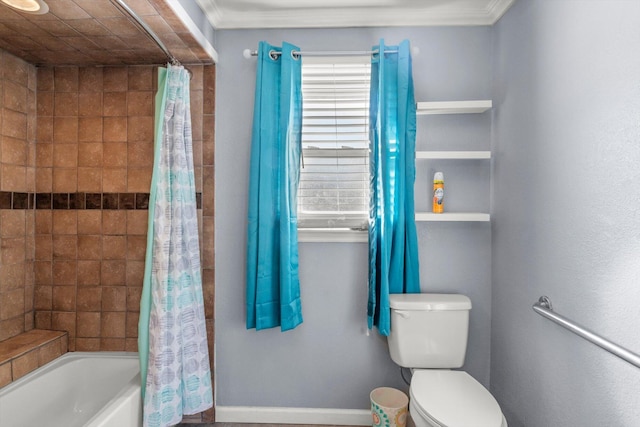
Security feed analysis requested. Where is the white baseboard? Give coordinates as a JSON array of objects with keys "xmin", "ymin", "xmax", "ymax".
[{"xmin": 215, "ymin": 405, "xmax": 372, "ymax": 425}]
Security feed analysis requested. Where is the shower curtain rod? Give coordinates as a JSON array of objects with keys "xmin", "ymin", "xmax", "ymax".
[
  {"xmin": 242, "ymin": 47, "xmax": 419, "ymax": 59},
  {"xmin": 111, "ymin": 0, "xmax": 182, "ymax": 66}
]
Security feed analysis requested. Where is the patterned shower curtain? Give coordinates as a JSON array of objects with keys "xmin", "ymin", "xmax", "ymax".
[{"xmin": 138, "ymin": 64, "xmax": 213, "ymax": 427}]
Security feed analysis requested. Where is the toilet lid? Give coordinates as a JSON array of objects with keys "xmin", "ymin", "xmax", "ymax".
[{"xmin": 410, "ymin": 370, "xmax": 502, "ymax": 427}]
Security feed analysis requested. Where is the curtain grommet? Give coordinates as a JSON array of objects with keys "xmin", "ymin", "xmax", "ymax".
[{"xmin": 269, "ymin": 50, "xmax": 279, "ymax": 61}]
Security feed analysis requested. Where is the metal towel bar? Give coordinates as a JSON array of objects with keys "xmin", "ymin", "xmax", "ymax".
[{"xmin": 533, "ymin": 296, "xmax": 640, "ymax": 369}]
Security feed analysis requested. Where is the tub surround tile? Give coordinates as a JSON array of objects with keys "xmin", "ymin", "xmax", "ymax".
[
  {"xmin": 11, "ymin": 350, "xmax": 38, "ymax": 380},
  {"xmin": 0, "ymin": 331, "xmax": 68, "ymax": 384},
  {"xmin": 0, "ymin": 362, "xmax": 11, "ymax": 388},
  {"xmin": 15, "ymin": 64, "xmax": 216, "ymax": 425}
]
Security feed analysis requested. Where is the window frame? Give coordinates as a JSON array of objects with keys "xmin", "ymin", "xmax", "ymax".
[{"xmin": 297, "ymin": 55, "xmax": 371, "ymax": 243}]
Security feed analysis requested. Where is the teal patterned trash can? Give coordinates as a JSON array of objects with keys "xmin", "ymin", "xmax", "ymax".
[{"xmin": 370, "ymin": 387, "xmax": 409, "ymax": 427}]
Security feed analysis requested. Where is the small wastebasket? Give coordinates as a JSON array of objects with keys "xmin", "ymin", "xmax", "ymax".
[{"xmin": 370, "ymin": 387, "xmax": 409, "ymax": 427}]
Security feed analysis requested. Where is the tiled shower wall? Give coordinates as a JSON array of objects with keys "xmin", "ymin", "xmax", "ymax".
[
  {"xmin": 32, "ymin": 64, "xmax": 215, "ymax": 356},
  {"xmin": 0, "ymin": 51, "xmax": 37, "ymax": 342}
]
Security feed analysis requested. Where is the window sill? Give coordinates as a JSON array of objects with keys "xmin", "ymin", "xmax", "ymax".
[{"xmin": 298, "ymin": 228, "xmax": 368, "ymax": 243}]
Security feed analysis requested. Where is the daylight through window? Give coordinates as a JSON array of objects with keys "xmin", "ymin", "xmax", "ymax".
[{"xmin": 298, "ymin": 56, "xmax": 371, "ymax": 230}]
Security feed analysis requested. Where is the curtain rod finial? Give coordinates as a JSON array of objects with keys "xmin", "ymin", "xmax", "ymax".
[
  {"xmin": 243, "ymin": 48, "xmax": 253, "ymax": 59},
  {"xmin": 411, "ymin": 46, "xmax": 420, "ymax": 57}
]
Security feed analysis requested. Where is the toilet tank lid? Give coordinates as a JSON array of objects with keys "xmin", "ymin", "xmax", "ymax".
[{"xmin": 389, "ymin": 294, "xmax": 472, "ymax": 311}]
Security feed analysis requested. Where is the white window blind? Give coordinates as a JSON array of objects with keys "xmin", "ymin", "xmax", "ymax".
[{"xmin": 298, "ymin": 56, "xmax": 371, "ymax": 230}]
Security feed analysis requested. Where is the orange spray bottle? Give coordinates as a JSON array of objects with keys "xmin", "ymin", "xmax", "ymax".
[{"xmin": 433, "ymin": 172, "xmax": 444, "ymax": 213}]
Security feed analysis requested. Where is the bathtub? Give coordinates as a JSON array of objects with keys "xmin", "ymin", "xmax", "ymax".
[{"xmin": 0, "ymin": 352, "xmax": 141, "ymax": 427}]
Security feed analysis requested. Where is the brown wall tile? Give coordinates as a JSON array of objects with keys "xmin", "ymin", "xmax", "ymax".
[
  {"xmin": 102, "ymin": 287, "xmax": 126, "ymax": 311},
  {"xmin": 101, "ymin": 260, "xmax": 125, "ymax": 286},
  {"xmin": 53, "ymin": 117, "xmax": 78, "ymax": 143},
  {"xmin": 77, "ymin": 211, "xmax": 102, "ymax": 234},
  {"xmin": 102, "ymin": 142, "xmax": 127, "ymax": 167},
  {"xmin": 77, "ymin": 235, "xmax": 102, "ymax": 260},
  {"xmin": 101, "ymin": 311, "xmax": 125, "ymax": 338},
  {"xmin": 0, "ymin": 362, "xmax": 11, "ymax": 388},
  {"xmin": 126, "ymin": 260, "xmax": 144, "ymax": 287},
  {"xmin": 102, "ymin": 235, "xmax": 126, "ymax": 260},
  {"xmin": 76, "ymin": 287, "xmax": 102, "ymax": 311},
  {"xmin": 127, "ymin": 116, "xmax": 153, "ymax": 142},
  {"xmin": 52, "ymin": 286, "xmax": 76, "ymax": 311},
  {"xmin": 126, "ymin": 168, "xmax": 151, "ymax": 193},
  {"xmin": 76, "ymin": 338, "xmax": 100, "ymax": 351},
  {"xmin": 54, "ymin": 92, "xmax": 79, "ymax": 116},
  {"xmin": 12, "ymin": 350, "xmax": 38, "ymax": 380},
  {"xmin": 77, "ymin": 261, "xmax": 101, "ymax": 286},
  {"xmin": 37, "ymin": 116, "xmax": 53, "ymax": 143},
  {"xmin": 52, "ymin": 210, "xmax": 77, "ymax": 234},
  {"xmin": 38, "ymin": 337, "xmax": 64, "ymax": 366},
  {"xmin": 78, "ymin": 93, "xmax": 103, "ymax": 117},
  {"xmin": 36, "ymin": 92, "xmax": 53, "ymax": 118},
  {"xmin": 102, "ymin": 211, "xmax": 126, "ymax": 235},
  {"xmin": 53, "ymin": 235, "xmax": 77, "ymax": 259},
  {"xmin": 103, "ymin": 92, "xmax": 127, "ymax": 116},
  {"xmin": 103, "ymin": 67, "xmax": 128, "ymax": 92},
  {"xmin": 2, "ymin": 136, "xmax": 28, "ymax": 166},
  {"xmin": 54, "ymin": 68, "xmax": 79, "ymax": 92},
  {"xmin": 78, "ymin": 142, "xmax": 103, "ymax": 167},
  {"xmin": 53, "ymin": 143, "xmax": 78, "ymax": 168},
  {"xmin": 76, "ymin": 311, "xmax": 101, "ymax": 337},
  {"xmin": 79, "ymin": 67, "xmax": 103, "ymax": 93},
  {"xmin": 2, "ymin": 110, "xmax": 27, "ymax": 139},
  {"xmin": 128, "ymin": 67, "xmax": 152, "ymax": 91},
  {"xmin": 52, "ymin": 261, "xmax": 77, "ymax": 286},
  {"xmin": 102, "ymin": 169, "xmax": 126, "ymax": 192},
  {"xmin": 26, "ymin": 64, "xmax": 214, "ymax": 373},
  {"xmin": 77, "ymin": 167, "xmax": 102, "ymax": 192},
  {"xmin": 100, "ymin": 338, "xmax": 125, "ymax": 351}
]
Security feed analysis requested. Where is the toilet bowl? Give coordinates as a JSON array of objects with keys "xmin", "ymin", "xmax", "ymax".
[
  {"xmin": 409, "ymin": 370, "xmax": 507, "ymax": 427},
  {"xmin": 387, "ymin": 294, "xmax": 507, "ymax": 427}
]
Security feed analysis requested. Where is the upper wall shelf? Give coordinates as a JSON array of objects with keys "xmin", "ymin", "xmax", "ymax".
[
  {"xmin": 416, "ymin": 212, "xmax": 491, "ymax": 222},
  {"xmin": 416, "ymin": 100, "xmax": 492, "ymax": 115},
  {"xmin": 416, "ymin": 151, "xmax": 491, "ymax": 159}
]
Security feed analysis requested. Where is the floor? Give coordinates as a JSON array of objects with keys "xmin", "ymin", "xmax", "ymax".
[{"xmin": 177, "ymin": 424, "xmax": 369, "ymax": 427}]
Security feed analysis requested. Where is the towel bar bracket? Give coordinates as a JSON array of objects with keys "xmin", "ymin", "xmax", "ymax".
[{"xmin": 537, "ymin": 295, "xmax": 552, "ymax": 310}]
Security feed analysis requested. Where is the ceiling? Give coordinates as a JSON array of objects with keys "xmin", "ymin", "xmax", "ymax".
[
  {"xmin": 0, "ymin": 0, "xmax": 515, "ymax": 67},
  {"xmin": 196, "ymin": 0, "xmax": 515, "ymax": 29},
  {"xmin": 0, "ymin": 0, "xmax": 213, "ymax": 66}
]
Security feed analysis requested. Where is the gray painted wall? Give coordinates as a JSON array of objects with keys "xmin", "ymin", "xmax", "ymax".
[
  {"xmin": 491, "ymin": 1, "xmax": 640, "ymax": 425},
  {"xmin": 215, "ymin": 27, "xmax": 493, "ymax": 408}
]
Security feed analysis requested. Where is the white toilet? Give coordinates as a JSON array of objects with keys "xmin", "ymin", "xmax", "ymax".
[{"xmin": 388, "ymin": 293, "xmax": 507, "ymax": 427}]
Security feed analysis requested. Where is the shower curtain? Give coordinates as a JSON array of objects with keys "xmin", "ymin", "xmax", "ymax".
[
  {"xmin": 368, "ymin": 39, "xmax": 420, "ymax": 336},
  {"xmin": 138, "ymin": 64, "xmax": 213, "ymax": 427},
  {"xmin": 246, "ymin": 41, "xmax": 304, "ymax": 331}
]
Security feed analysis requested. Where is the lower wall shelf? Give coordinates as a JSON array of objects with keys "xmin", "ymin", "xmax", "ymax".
[{"xmin": 415, "ymin": 212, "xmax": 490, "ymax": 222}]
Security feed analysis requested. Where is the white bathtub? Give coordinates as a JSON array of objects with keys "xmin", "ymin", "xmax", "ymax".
[{"xmin": 0, "ymin": 352, "xmax": 141, "ymax": 427}]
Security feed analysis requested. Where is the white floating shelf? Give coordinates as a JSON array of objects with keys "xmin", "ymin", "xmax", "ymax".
[
  {"xmin": 415, "ymin": 212, "xmax": 490, "ymax": 222},
  {"xmin": 417, "ymin": 100, "xmax": 492, "ymax": 115},
  {"xmin": 416, "ymin": 151, "xmax": 491, "ymax": 159}
]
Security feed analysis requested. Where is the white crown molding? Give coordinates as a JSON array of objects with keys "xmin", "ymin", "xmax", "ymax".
[
  {"xmin": 197, "ymin": 0, "xmax": 515, "ymax": 29},
  {"xmin": 196, "ymin": 0, "xmax": 224, "ymax": 29}
]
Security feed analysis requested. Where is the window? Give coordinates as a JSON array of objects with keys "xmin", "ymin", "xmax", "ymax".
[{"xmin": 298, "ymin": 56, "xmax": 371, "ymax": 237}]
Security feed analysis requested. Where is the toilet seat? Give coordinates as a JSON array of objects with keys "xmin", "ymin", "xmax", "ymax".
[{"xmin": 410, "ymin": 370, "xmax": 503, "ymax": 427}]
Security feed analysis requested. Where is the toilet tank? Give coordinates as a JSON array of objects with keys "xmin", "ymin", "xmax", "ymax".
[{"xmin": 387, "ymin": 294, "xmax": 472, "ymax": 369}]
